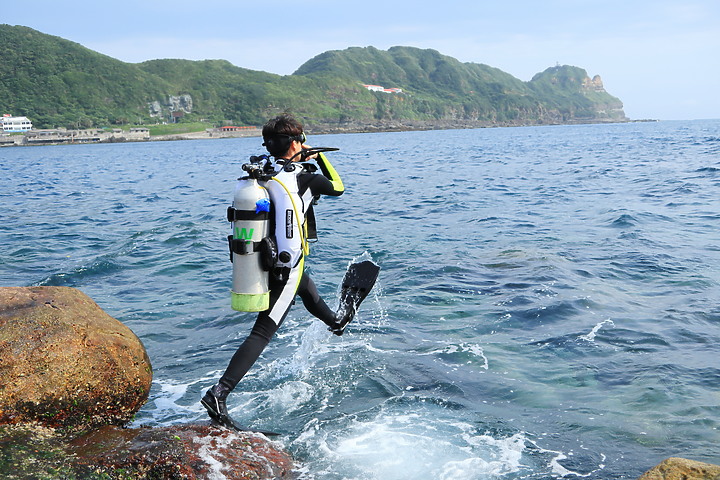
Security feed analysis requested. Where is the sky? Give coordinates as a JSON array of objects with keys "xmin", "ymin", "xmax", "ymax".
[{"xmin": 3, "ymin": 0, "xmax": 719, "ymax": 121}]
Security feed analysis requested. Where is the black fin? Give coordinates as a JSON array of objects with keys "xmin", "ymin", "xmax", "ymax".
[{"xmin": 336, "ymin": 260, "xmax": 380, "ymax": 332}]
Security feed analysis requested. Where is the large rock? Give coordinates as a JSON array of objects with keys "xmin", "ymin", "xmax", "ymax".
[
  {"xmin": 0, "ymin": 286, "xmax": 152, "ymax": 434},
  {"xmin": 0, "ymin": 423, "xmax": 294, "ymax": 479},
  {"xmin": 71, "ymin": 423, "xmax": 294, "ymax": 479},
  {"xmin": 639, "ymin": 457, "xmax": 720, "ymax": 480}
]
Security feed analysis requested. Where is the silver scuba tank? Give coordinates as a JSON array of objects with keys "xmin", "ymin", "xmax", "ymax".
[{"xmin": 228, "ymin": 176, "xmax": 271, "ymax": 312}]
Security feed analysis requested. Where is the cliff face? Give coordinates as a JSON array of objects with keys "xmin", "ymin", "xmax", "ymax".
[
  {"xmin": 528, "ymin": 65, "xmax": 626, "ymax": 123},
  {"xmin": 582, "ymin": 75, "xmax": 627, "ymax": 120},
  {"xmin": 584, "ymin": 74, "xmax": 606, "ymax": 92}
]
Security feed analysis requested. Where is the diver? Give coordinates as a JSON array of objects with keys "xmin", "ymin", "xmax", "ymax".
[{"xmin": 201, "ymin": 114, "xmax": 349, "ymax": 431}]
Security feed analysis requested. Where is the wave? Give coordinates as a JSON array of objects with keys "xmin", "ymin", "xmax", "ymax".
[
  {"xmin": 34, "ymin": 257, "xmax": 122, "ymax": 287},
  {"xmin": 610, "ymin": 213, "xmax": 638, "ymax": 228}
]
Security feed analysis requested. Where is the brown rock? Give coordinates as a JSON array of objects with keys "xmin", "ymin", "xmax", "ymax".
[
  {"xmin": 639, "ymin": 457, "xmax": 720, "ymax": 480},
  {"xmin": 0, "ymin": 286, "xmax": 152, "ymax": 434},
  {"xmin": 70, "ymin": 423, "xmax": 294, "ymax": 479},
  {"xmin": 1, "ymin": 422, "xmax": 294, "ymax": 479},
  {"xmin": 0, "ymin": 423, "xmax": 75, "ymax": 478}
]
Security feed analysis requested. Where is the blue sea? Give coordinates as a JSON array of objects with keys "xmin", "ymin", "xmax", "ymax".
[{"xmin": 1, "ymin": 120, "xmax": 719, "ymax": 479}]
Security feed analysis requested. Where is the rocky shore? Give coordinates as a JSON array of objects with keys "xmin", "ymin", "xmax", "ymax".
[
  {"xmin": 0, "ymin": 117, "xmax": 652, "ymax": 148},
  {"xmin": 0, "ymin": 286, "xmax": 293, "ymax": 479},
  {"xmin": 0, "ymin": 286, "xmax": 716, "ymax": 479}
]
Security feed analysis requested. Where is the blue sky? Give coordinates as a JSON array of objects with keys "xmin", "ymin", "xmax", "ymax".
[{"xmin": 3, "ymin": 0, "xmax": 718, "ymax": 120}]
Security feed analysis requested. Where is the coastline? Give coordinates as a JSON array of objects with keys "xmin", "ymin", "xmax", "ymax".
[{"xmin": 0, "ymin": 118, "xmax": 654, "ymax": 148}]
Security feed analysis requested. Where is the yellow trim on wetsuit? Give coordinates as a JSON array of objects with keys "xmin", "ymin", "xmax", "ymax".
[
  {"xmin": 268, "ymin": 175, "xmax": 310, "ymax": 257},
  {"xmin": 317, "ymin": 152, "xmax": 344, "ymax": 193}
]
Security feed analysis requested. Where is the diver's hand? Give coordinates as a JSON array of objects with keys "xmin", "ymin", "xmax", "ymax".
[{"xmin": 301, "ymin": 145, "xmax": 318, "ymax": 160}]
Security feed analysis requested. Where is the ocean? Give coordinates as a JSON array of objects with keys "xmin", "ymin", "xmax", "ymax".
[{"xmin": 1, "ymin": 119, "xmax": 719, "ymax": 479}]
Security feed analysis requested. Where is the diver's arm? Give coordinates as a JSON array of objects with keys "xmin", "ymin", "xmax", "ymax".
[
  {"xmin": 306, "ymin": 174, "xmax": 343, "ymax": 197},
  {"xmin": 315, "ymin": 152, "xmax": 345, "ymax": 194}
]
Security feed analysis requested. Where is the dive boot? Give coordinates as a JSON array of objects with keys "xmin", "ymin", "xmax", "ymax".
[
  {"xmin": 328, "ymin": 316, "xmax": 345, "ymax": 336},
  {"xmin": 201, "ymin": 384, "xmax": 245, "ymax": 431},
  {"xmin": 201, "ymin": 384, "xmax": 281, "ymax": 436}
]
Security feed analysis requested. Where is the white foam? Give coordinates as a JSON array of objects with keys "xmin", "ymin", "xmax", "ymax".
[
  {"xmin": 267, "ymin": 380, "xmax": 315, "ymax": 413},
  {"xmin": 193, "ymin": 433, "xmax": 231, "ymax": 480},
  {"xmin": 292, "ymin": 407, "xmax": 530, "ymax": 480},
  {"xmin": 192, "ymin": 430, "xmax": 275, "ymax": 480},
  {"xmin": 418, "ymin": 342, "xmax": 489, "ymax": 370},
  {"xmin": 536, "ymin": 444, "xmax": 607, "ymax": 478},
  {"xmin": 156, "ymin": 381, "xmax": 189, "ymax": 405},
  {"xmin": 267, "ymin": 321, "xmax": 345, "ymax": 381},
  {"xmin": 579, "ymin": 319, "xmax": 615, "ymax": 342},
  {"xmin": 439, "ymin": 457, "xmax": 513, "ymax": 480},
  {"xmin": 136, "ymin": 371, "xmax": 226, "ymax": 426},
  {"xmin": 348, "ymin": 250, "xmax": 376, "ymax": 266}
]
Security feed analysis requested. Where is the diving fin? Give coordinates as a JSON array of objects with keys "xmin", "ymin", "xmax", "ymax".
[{"xmin": 334, "ymin": 260, "xmax": 380, "ymax": 335}]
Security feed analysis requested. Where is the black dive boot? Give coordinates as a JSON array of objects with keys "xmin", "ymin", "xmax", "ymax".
[
  {"xmin": 201, "ymin": 384, "xmax": 281, "ymax": 436},
  {"xmin": 322, "ymin": 312, "xmax": 346, "ymax": 336},
  {"xmin": 201, "ymin": 384, "xmax": 245, "ymax": 431},
  {"xmin": 328, "ymin": 311, "xmax": 351, "ymax": 336}
]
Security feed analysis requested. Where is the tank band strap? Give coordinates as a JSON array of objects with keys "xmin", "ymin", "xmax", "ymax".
[
  {"xmin": 228, "ymin": 235, "xmax": 262, "ymax": 256},
  {"xmin": 227, "ymin": 206, "xmax": 270, "ymax": 222}
]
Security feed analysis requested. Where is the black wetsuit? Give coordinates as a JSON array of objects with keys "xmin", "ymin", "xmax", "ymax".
[{"xmin": 217, "ymin": 155, "xmax": 344, "ymax": 393}]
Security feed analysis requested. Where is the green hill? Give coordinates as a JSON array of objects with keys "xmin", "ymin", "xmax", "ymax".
[
  {"xmin": 0, "ymin": 25, "xmax": 627, "ymax": 131},
  {"xmin": 0, "ymin": 25, "xmax": 174, "ymax": 128}
]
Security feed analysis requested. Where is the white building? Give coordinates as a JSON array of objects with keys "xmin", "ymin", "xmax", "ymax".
[
  {"xmin": 362, "ymin": 84, "xmax": 403, "ymax": 94},
  {"xmin": 363, "ymin": 84, "xmax": 386, "ymax": 92},
  {"xmin": 2, "ymin": 115, "xmax": 33, "ymax": 132}
]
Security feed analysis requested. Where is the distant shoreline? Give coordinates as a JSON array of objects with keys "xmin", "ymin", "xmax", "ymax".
[{"xmin": 0, "ymin": 118, "xmax": 657, "ymax": 148}]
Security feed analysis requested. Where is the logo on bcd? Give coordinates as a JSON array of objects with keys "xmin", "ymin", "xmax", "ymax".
[{"xmin": 285, "ymin": 209, "xmax": 293, "ymax": 238}]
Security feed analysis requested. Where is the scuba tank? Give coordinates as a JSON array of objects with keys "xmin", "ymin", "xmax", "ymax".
[
  {"xmin": 227, "ymin": 160, "xmax": 274, "ymax": 312},
  {"xmin": 226, "ymin": 148, "xmax": 339, "ymax": 312}
]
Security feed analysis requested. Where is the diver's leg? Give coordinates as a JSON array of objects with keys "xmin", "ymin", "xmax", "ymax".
[
  {"xmin": 219, "ymin": 314, "xmax": 280, "ymax": 389},
  {"xmin": 202, "ymin": 275, "xmax": 296, "ymax": 427},
  {"xmin": 201, "ymin": 313, "xmax": 284, "ymax": 427},
  {"xmin": 296, "ymin": 272, "xmax": 341, "ymax": 331}
]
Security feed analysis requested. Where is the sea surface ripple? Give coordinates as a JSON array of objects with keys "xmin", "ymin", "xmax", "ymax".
[{"xmin": 1, "ymin": 120, "xmax": 719, "ymax": 479}]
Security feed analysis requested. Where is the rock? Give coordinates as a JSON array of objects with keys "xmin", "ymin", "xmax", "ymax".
[
  {"xmin": 0, "ymin": 423, "xmax": 75, "ymax": 479},
  {"xmin": 71, "ymin": 423, "xmax": 294, "ymax": 479},
  {"xmin": 0, "ymin": 422, "xmax": 294, "ymax": 479},
  {"xmin": 0, "ymin": 286, "xmax": 152, "ymax": 434},
  {"xmin": 639, "ymin": 457, "xmax": 720, "ymax": 480}
]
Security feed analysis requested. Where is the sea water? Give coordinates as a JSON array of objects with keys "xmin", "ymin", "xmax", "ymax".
[{"xmin": 1, "ymin": 120, "xmax": 719, "ymax": 479}]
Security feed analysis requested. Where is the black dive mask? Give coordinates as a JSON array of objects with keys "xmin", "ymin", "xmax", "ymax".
[{"xmin": 262, "ymin": 132, "xmax": 306, "ymax": 157}]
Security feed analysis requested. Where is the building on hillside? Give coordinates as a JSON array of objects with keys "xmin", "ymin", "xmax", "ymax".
[
  {"xmin": 363, "ymin": 84, "xmax": 385, "ymax": 92},
  {"xmin": 362, "ymin": 84, "xmax": 403, "ymax": 94},
  {"xmin": 2, "ymin": 115, "xmax": 33, "ymax": 132},
  {"xmin": 170, "ymin": 111, "xmax": 186, "ymax": 123}
]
